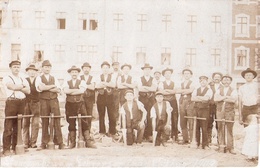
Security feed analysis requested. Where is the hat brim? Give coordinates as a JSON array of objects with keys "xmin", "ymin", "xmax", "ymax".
[
  {"xmin": 26, "ymin": 67, "xmax": 38, "ymax": 71},
  {"xmin": 67, "ymin": 68, "xmax": 81, "ymax": 73},
  {"xmin": 241, "ymin": 70, "xmax": 257, "ymax": 79},
  {"xmin": 121, "ymin": 65, "xmax": 132, "ymax": 70},
  {"xmin": 141, "ymin": 66, "xmax": 153, "ymax": 70},
  {"xmin": 222, "ymin": 76, "xmax": 232, "ymax": 81},
  {"xmin": 9, "ymin": 61, "xmax": 21, "ymax": 67},
  {"xmin": 162, "ymin": 69, "xmax": 173, "ymax": 76},
  {"xmin": 81, "ymin": 65, "xmax": 91, "ymax": 69},
  {"xmin": 101, "ymin": 63, "xmax": 110, "ymax": 68}
]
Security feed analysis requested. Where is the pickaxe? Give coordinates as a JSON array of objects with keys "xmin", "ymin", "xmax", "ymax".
[
  {"xmin": 1, "ymin": 114, "xmax": 33, "ymax": 154},
  {"xmin": 69, "ymin": 114, "xmax": 92, "ymax": 148},
  {"xmin": 40, "ymin": 113, "xmax": 64, "ymax": 150},
  {"xmin": 184, "ymin": 116, "xmax": 206, "ymax": 148}
]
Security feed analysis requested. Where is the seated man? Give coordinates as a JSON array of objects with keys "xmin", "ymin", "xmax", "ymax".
[
  {"xmin": 151, "ymin": 91, "xmax": 172, "ymax": 146},
  {"xmin": 120, "ymin": 90, "xmax": 147, "ymax": 145}
]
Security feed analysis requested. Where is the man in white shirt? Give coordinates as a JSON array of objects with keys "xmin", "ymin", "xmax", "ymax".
[
  {"xmin": 192, "ymin": 76, "xmax": 213, "ymax": 150},
  {"xmin": 35, "ymin": 60, "xmax": 64, "ymax": 150},
  {"xmin": 63, "ymin": 66, "xmax": 96, "ymax": 149},
  {"xmin": 151, "ymin": 91, "xmax": 172, "ymax": 146},
  {"xmin": 214, "ymin": 74, "xmax": 237, "ymax": 154},
  {"xmin": 238, "ymin": 68, "xmax": 259, "ymax": 127},
  {"xmin": 2, "ymin": 60, "xmax": 30, "ymax": 156},
  {"xmin": 138, "ymin": 63, "xmax": 157, "ymax": 142},
  {"xmin": 96, "ymin": 61, "xmax": 117, "ymax": 139},
  {"xmin": 120, "ymin": 90, "xmax": 147, "ymax": 145}
]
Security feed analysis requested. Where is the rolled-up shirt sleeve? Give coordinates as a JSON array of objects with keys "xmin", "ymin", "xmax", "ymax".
[
  {"xmin": 166, "ymin": 101, "xmax": 173, "ymax": 115},
  {"xmin": 150, "ymin": 106, "xmax": 156, "ymax": 118},
  {"xmin": 35, "ymin": 76, "xmax": 43, "ymax": 92}
]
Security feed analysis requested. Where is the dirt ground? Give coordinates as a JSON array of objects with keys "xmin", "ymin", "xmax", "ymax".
[{"xmin": 0, "ymin": 102, "xmax": 259, "ymax": 167}]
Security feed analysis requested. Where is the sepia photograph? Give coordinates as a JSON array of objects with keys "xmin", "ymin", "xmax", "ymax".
[{"xmin": 0, "ymin": 0, "xmax": 259, "ymax": 167}]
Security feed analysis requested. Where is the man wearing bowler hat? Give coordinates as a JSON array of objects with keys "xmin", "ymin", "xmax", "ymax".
[
  {"xmin": 63, "ymin": 66, "xmax": 96, "ymax": 148},
  {"xmin": 96, "ymin": 61, "xmax": 118, "ymax": 139},
  {"xmin": 191, "ymin": 75, "xmax": 213, "ymax": 150},
  {"xmin": 80, "ymin": 62, "xmax": 95, "ymax": 131},
  {"xmin": 158, "ymin": 68, "xmax": 179, "ymax": 142},
  {"xmin": 214, "ymin": 74, "xmax": 237, "ymax": 154},
  {"xmin": 2, "ymin": 60, "xmax": 30, "ymax": 156},
  {"xmin": 238, "ymin": 68, "xmax": 258, "ymax": 127},
  {"xmin": 138, "ymin": 63, "xmax": 157, "ymax": 142},
  {"xmin": 208, "ymin": 72, "xmax": 223, "ymax": 144},
  {"xmin": 117, "ymin": 63, "xmax": 136, "ymax": 106},
  {"xmin": 35, "ymin": 60, "xmax": 65, "ymax": 149},
  {"xmin": 23, "ymin": 64, "xmax": 41, "ymax": 149}
]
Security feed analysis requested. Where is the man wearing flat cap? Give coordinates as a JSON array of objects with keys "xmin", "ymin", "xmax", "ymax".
[
  {"xmin": 214, "ymin": 74, "xmax": 237, "ymax": 154},
  {"xmin": 154, "ymin": 70, "xmax": 162, "ymax": 91},
  {"xmin": 176, "ymin": 68, "xmax": 195, "ymax": 145},
  {"xmin": 95, "ymin": 61, "xmax": 118, "ymax": 140},
  {"xmin": 191, "ymin": 75, "xmax": 213, "ymax": 150},
  {"xmin": 2, "ymin": 60, "xmax": 30, "ymax": 156},
  {"xmin": 158, "ymin": 68, "xmax": 179, "ymax": 143},
  {"xmin": 208, "ymin": 72, "xmax": 223, "ymax": 144},
  {"xmin": 238, "ymin": 68, "xmax": 258, "ymax": 127},
  {"xmin": 63, "ymin": 66, "xmax": 96, "ymax": 148},
  {"xmin": 120, "ymin": 90, "xmax": 147, "ymax": 145},
  {"xmin": 35, "ymin": 60, "xmax": 65, "ymax": 149},
  {"xmin": 150, "ymin": 91, "xmax": 172, "ymax": 146},
  {"xmin": 23, "ymin": 64, "xmax": 41, "ymax": 149},
  {"xmin": 80, "ymin": 62, "xmax": 95, "ymax": 132},
  {"xmin": 117, "ymin": 63, "xmax": 137, "ymax": 106},
  {"xmin": 138, "ymin": 63, "xmax": 157, "ymax": 142}
]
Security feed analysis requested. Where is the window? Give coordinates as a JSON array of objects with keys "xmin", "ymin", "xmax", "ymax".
[
  {"xmin": 88, "ymin": 45, "xmax": 98, "ymax": 60},
  {"xmin": 55, "ymin": 45, "xmax": 65, "ymax": 62},
  {"xmin": 234, "ymin": 46, "xmax": 249, "ymax": 69},
  {"xmin": 89, "ymin": 13, "xmax": 98, "ymax": 30},
  {"xmin": 235, "ymin": 14, "xmax": 249, "ymax": 37},
  {"xmin": 212, "ymin": 16, "xmax": 221, "ymax": 33},
  {"xmin": 11, "ymin": 44, "xmax": 21, "ymax": 61},
  {"xmin": 162, "ymin": 14, "xmax": 171, "ymax": 32},
  {"xmin": 77, "ymin": 45, "xmax": 87, "ymax": 62},
  {"xmin": 78, "ymin": 13, "xmax": 87, "ymax": 30},
  {"xmin": 136, "ymin": 47, "xmax": 146, "ymax": 65},
  {"xmin": 187, "ymin": 15, "xmax": 196, "ymax": 33},
  {"xmin": 56, "ymin": 12, "xmax": 66, "ymax": 29},
  {"xmin": 34, "ymin": 44, "xmax": 44, "ymax": 63},
  {"xmin": 161, "ymin": 48, "xmax": 171, "ymax": 65},
  {"xmin": 255, "ymin": 48, "xmax": 260, "ymax": 70},
  {"xmin": 111, "ymin": 46, "xmax": 122, "ymax": 62},
  {"xmin": 211, "ymin": 48, "xmax": 221, "ymax": 66},
  {"xmin": 113, "ymin": 13, "xmax": 123, "ymax": 31},
  {"xmin": 185, "ymin": 48, "xmax": 196, "ymax": 66},
  {"xmin": 12, "ymin": 10, "xmax": 22, "ymax": 28},
  {"xmin": 0, "ymin": 10, "xmax": 2, "ymax": 27},
  {"xmin": 256, "ymin": 16, "xmax": 260, "ymax": 38},
  {"xmin": 35, "ymin": 11, "xmax": 45, "ymax": 28},
  {"xmin": 137, "ymin": 14, "xmax": 147, "ymax": 31}
]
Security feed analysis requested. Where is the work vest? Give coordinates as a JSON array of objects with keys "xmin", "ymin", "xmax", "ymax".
[
  {"xmin": 209, "ymin": 83, "xmax": 223, "ymax": 105},
  {"xmin": 80, "ymin": 75, "xmax": 95, "ymax": 98},
  {"xmin": 66, "ymin": 79, "xmax": 84, "ymax": 102},
  {"xmin": 139, "ymin": 76, "xmax": 154, "ymax": 98},
  {"xmin": 179, "ymin": 80, "xmax": 192, "ymax": 104},
  {"xmin": 153, "ymin": 101, "xmax": 168, "ymax": 126},
  {"xmin": 162, "ymin": 80, "xmax": 176, "ymax": 101},
  {"xmin": 216, "ymin": 87, "xmax": 235, "ymax": 112},
  {"xmin": 39, "ymin": 75, "xmax": 58, "ymax": 100},
  {"xmin": 97, "ymin": 74, "xmax": 113, "ymax": 95},
  {"xmin": 25, "ymin": 77, "xmax": 39, "ymax": 101},
  {"xmin": 123, "ymin": 101, "xmax": 142, "ymax": 128},
  {"xmin": 194, "ymin": 87, "xmax": 209, "ymax": 109}
]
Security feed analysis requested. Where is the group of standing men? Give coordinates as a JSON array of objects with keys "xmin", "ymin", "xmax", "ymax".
[{"xmin": 1, "ymin": 59, "xmax": 259, "ymax": 156}]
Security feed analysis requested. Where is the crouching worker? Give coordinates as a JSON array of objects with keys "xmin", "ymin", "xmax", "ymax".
[
  {"xmin": 63, "ymin": 66, "xmax": 96, "ymax": 149},
  {"xmin": 151, "ymin": 91, "xmax": 172, "ymax": 146},
  {"xmin": 120, "ymin": 90, "xmax": 147, "ymax": 146}
]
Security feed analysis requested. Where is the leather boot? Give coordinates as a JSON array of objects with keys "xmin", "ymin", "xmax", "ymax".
[
  {"xmin": 69, "ymin": 131, "xmax": 76, "ymax": 149},
  {"xmin": 83, "ymin": 130, "xmax": 97, "ymax": 148}
]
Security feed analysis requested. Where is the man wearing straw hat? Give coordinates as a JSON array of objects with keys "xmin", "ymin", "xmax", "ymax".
[
  {"xmin": 2, "ymin": 60, "xmax": 30, "ymax": 156},
  {"xmin": 63, "ymin": 65, "xmax": 96, "ymax": 148},
  {"xmin": 23, "ymin": 64, "xmax": 41, "ymax": 149},
  {"xmin": 238, "ymin": 68, "xmax": 258, "ymax": 127}
]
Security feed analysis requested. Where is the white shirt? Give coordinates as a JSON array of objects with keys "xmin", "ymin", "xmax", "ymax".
[
  {"xmin": 137, "ymin": 76, "xmax": 157, "ymax": 89},
  {"xmin": 95, "ymin": 73, "xmax": 117, "ymax": 84},
  {"xmin": 2, "ymin": 74, "xmax": 29, "ymax": 99},
  {"xmin": 150, "ymin": 101, "xmax": 172, "ymax": 118},
  {"xmin": 158, "ymin": 80, "xmax": 173, "ymax": 90},
  {"xmin": 215, "ymin": 87, "xmax": 238, "ymax": 100},
  {"xmin": 239, "ymin": 82, "xmax": 258, "ymax": 106},
  {"xmin": 62, "ymin": 79, "xmax": 87, "ymax": 91},
  {"xmin": 35, "ymin": 74, "xmax": 62, "ymax": 92},
  {"xmin": 192, "ymin": 86, "xmax": 213, "ymax": 100},
  {"xmin": 120, "ymin": 100, "xmax": 144, "ymax": 119}
]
